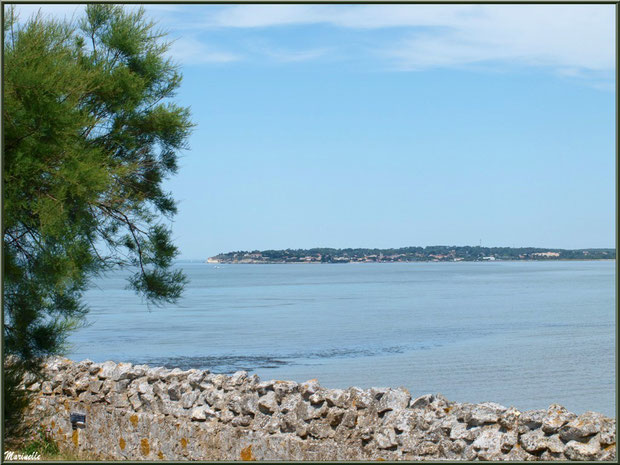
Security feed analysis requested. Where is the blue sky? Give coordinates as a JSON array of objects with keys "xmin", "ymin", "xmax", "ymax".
[{"xmin": 15, "ymin": 3, "xmax": 616, "ymax": 259}]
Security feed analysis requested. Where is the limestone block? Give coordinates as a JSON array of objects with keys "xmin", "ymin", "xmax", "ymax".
[
  {"xmin": 349, "ymin": 388, "xmax": 374, "ymax": 409},
  {"xmin": 280, "ymin": 393, "xmax": 302, "ymax": 414},
  {"xmin": 232, "ymin": 392, "xmax": 258, "ymax": 415},
  {"xmin": 129, "ymin": 392, "xmax": 142, "ymax": 410},
  {"xmin": 410, "ymin": 394, "xmax": 434, "ymax": 409},
  {"xmin": 146, "ymin": 366, "xmax": 166, "ymax": 382},
  {"xmin": 464, "ymin": 402, "xmax": 506, "ymax": 426},
  {"xmin": 498, "ymin": 406, "xmax": 521, "ymax": 430},
  {"xmin": 517, "ymin": 409, "xmax": 546, "ymax": 433},
  {"xmin": 181, "ymin": 390, "xmax": 199, "ymax": 409},
  {"xmin": 229, "ymin": 371, "xmax": 248, "ymax": 385},
  {"xmin": 300, "ymin": 379, "xmax": 321, "ymax": 399},
  {"xmin": 374, "ymin": 426, "xmax": 397, "ymax": 449},
  {"xmin": 163, "ymin": 368, "xmax": 185, "ymax": 381},
  {"xmin": 88, "ymin": 379, "xmax": 103, "ymax": 394},
  {"xmin": 559, "ymin": 411, "xmax": 612, "ymax": 442},
  {"xmin": 97, "ymin": 361, "xmax": 118, "ymax": 380},
  {"xmin": 167, "ymin": 382, "xmax": 182, "ymax": 401},
  {"xmin": 325, "ymin": 388, "xmax": 349, "ymax": 408},
  {"xmin": 384, "ymin": 409, "xmax": 416, "ymax": 434},
  {"xmin": 340, "ymin": 410, "xmax": 358, "ymax": 429},
  {"xmin": 565, "ymin": 437, "xmax": 602, "ymax": 460},
  {"xmin": 450, "ymin": 422, "xmax": 479, "ymax": 442},
  {"xmin": 75, "ymin": 376, "xmax": 90, "ymax": 392},
  {"xmin": 326, "ymin": 408, "xmax": 345, "ymax": 428},
  {"xmin": 519, "ymin": 428, "xmax": 546, "ymax": 453},
  {"xmin": 191, "ymin": 405, "xmax": 217, "ymax": 422},
  {"xmin": 231, "ymin": 415, "xmax": 253, "ymax": 427},
  {"xmin": 472, "ymin": 427, "xmax": 503, "ymax": 459},
  {"xmin": 41, "ymin": 381, "xmax": 53, "ymax": 394},
  {"xmin": 273, "ymin": 380, "xmax": 298, "ymax": 400},
  {"xmin": 377, "ymin": 388, "xmax": 411, "ymax": 414},
  {"xmin": 308, "ymin": 421, "xmax": 334, "ymax": 439},
  {"xmin": 187, "ymin": 370, "xmax": 206, "ymax": 388},
  {"xmin": 258, "ymin": 391, "xmax": 278, "ymax": 415},
  {"xmin": 542, "ymin": 404, "xmax": 577, "ymax": 434}
]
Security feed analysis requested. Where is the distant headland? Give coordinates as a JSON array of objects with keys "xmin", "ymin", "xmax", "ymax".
[{"xmin": 207, "ymin": 246, "xmax": 616, "ymax": 264}]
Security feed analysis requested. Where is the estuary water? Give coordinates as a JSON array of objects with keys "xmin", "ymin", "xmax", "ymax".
[{"xmin": 69, "ymin": 260, "xmax": 616, "ymax": 416}]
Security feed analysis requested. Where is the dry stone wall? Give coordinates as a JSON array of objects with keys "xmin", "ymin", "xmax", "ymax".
[{"xmin": 25, "ymin": 358, "xmax": 616, "ymax": 461}]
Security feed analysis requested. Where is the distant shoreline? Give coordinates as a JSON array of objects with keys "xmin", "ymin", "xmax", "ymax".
[
  {"xmin": 205, "ymin": 258, "xmax": 616, "ymax": 264},
  {"xmin": 207, "ymin": 246, "xmax": 615, "ymax": 264}
]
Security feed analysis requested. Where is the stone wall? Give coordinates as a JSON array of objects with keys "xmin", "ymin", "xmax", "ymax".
[{"xmin": 24, "ymin": 358, "xmax": 616, "ymax": 461}]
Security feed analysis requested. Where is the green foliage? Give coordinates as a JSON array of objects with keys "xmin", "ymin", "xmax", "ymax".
[
  {"xmin": 3, "ymin": 360, "xmax": 35, "ymax": 442},
  {"xmin": 21, "ymin": 425, "xmax": 60, "ymax": 457},
  {"xmin": 3, "ymin": 4, "xmax": 193, "ymax": 441}
]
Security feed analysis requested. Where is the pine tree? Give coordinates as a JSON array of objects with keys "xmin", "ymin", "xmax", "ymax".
[{"xmin": 2, "ymin": 4, "xmax": 193, "ymax": 440}]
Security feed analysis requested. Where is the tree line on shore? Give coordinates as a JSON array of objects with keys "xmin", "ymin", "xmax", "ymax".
[{"xmin": 211, "ymin": 246, "xmax": 616, "ymax": 263}]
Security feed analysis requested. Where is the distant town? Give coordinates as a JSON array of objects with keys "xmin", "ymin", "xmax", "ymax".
[{"xmin": 207, "ymin": 246, "xmax": 616, "ymax": 264}]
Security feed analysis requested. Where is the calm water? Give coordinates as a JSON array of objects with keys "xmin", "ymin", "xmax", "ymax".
[{"xmin": 69, "ymin": 261, "xmax": 616, "ymax": 416}]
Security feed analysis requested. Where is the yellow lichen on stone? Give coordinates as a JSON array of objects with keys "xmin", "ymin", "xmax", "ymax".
[
  {"xmin": 140, "ymin": 438, "xmax": 150, "ymax": 456},
  {"xmin": 130, "ymin": 414, "xmax": 139, "ymax": 427},
  {"xmin": 51, "ymin": 421, "xmax": 55, "ymax": 428},
  {"xmin": 444, "ymin": 406, "xmax": 452, "ymax": 414},
  {"xmin": 604, "ymin": 443, "xmax": 616, "ymax": 451},
  {"xmin": 119, "ymin": 437, "xmax": 126, "ymax": 450},
  {"xmin": 158, "ymin": 451, "xmax": 164, "ymax": 459},
  {"xmin": 240, "ymin": 445, "xmax": 256, "ymax": 461},
  {"xmin": 181, "ymin": 438, "xmax": 188, "ymax": 449},
  {"xmin": 72, "ymin": 429, "xmax": 79, "ymax": 447}
]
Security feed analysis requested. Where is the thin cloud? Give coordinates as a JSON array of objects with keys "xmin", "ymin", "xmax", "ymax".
[
  {"xmin": 11, "ymin": 4, "xmax": 615, "ymax": 81},
  {"xmin": 167, "ymin": 37, "xmax": 240, "ymax": 65},
  {"xmin": 244, "ymin": 39, "xmax": 330, "ymax": 63},
  {"xmin": 210, "ymin": 4, "xmax": 477, "ymax": 29},
  {"xmin": 210, "ymin": 5, "xmax": 322, "ymax": 29},
  {"xmin": 9, "ymin": 3, "xmax": 84, "ymax": 22},
  {"xmin": 263, "ymin": 47, "xmax": 329, "ymax": 63},
  {"xmin": 208, "ymin": 4, "xmax": 614, "ymax": 74}
]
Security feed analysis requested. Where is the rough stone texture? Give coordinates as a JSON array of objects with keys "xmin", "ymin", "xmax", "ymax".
[{"xmin": 24, "ymin": 358, "xmax": 616, "ymax": 461}]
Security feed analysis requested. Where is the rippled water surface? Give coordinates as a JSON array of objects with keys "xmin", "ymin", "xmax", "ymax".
[{"xmin": 70, "ymin": 261, "xmax": 616, "ymax": 416}]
